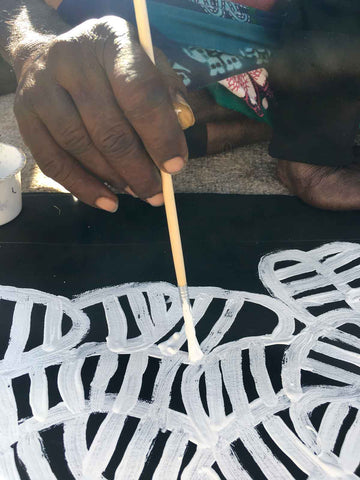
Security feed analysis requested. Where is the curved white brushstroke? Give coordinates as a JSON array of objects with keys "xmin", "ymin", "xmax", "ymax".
[
  {"xmin": 17, "ymin": 431, "xmax": 57, "ymax": 480},
  {"xmin": 340, "ymin": 410, "xmax": 360, "ymax": 472},
  {"xmin": 0, "ymin": 449, "xmax": 21, "ymax": 480},
  {"xmin": 152, "ymin": 430, "xmax": 188, "ymax": 480},
  {"xmin": 0, "ymin": 242, "xmax": 359, "ymax": 478},
  {"xmin": 0, "ymin": 376, "xmax": 18, "ymax": 452},
  {"xmin": 29, "ymin": 367, "xmax": 49, "ymax": 422},
  {"xmin": 63, "ymin": 416, "xmax": 90, "ymax": 479},
  {"xmin": 112, "ymin": 351, "xmax": 148, "ymax": 414},
  {"xmin": 318, "ymin": 403, "xmax": 350, "ymax": 453},
  {"xmin": 248, "ymin": 341, "xmax": 278, "ymax": 408},
  {"xmin": 58, "ymin": 358, "xmax": 86, "ymax": 414},
  {"xmin": 43, "ymin": 298, "xmax": 63, "ymax": 352},
  {"xmin": 82, "ymin": 412, "xmax": 126, "ymax": 478},
  {"xmin": 4, "ymin": 296, "xmax": 33, "ymax": 366},
  {"xmin": 90, "ymin": 351, "xmax": 119, "ymax": 412}
]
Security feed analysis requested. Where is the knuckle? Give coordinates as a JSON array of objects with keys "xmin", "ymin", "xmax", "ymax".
[
  {"xmin": 48, "ymin": 36, "xmax": 88, "ymax": 70},
  {"xmin": 96, "ymin": 125, "xmax": 137, "ymax": 157},
  {"xmin": 49, "ymin": 33, "xmax": 80, "ymax": 52},
  {"xmin": 95, "ymin": 15, "xmax": 130, "ymax": 37},
  {"xmin": 39, "ymin": 155, "xmax": 83, "ymax": 193},
  {"xmin": 58, "ymin": 124, "xmax": 92, "ymax": 155},
  {"xmin": 38, "ymin": 155, "xmax": 72, "ymax": 186},
  {"xmin": 94, "ymin": 16, "xmax": 134, "ymax": 61},
  {"xmin": 97, "ymin": 15, "xmax": 122, "ymax": 27}
]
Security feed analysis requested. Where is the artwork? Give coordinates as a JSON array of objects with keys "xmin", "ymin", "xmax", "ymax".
[{"xmin": 0, "ymin": 241, "xmax": 359, "ymax": 479}]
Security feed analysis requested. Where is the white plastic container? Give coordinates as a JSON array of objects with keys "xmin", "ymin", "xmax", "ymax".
[{"xmin": 0, "ymin": 143, "xmax": 26, "ymax": 226}]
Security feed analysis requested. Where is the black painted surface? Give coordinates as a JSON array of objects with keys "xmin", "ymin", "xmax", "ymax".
[
  {"xmin": 1, "ymin": 193, "xmax": 360, "ymax": 479},
  {"xmin": 1, "ymin": 193, "xmax": 360, "ymax": 295}
]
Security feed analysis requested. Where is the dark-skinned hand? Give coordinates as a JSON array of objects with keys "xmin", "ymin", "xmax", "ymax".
[{"xmin": 13, "ymin": 16, "xmax": 194, "ymax": 212}]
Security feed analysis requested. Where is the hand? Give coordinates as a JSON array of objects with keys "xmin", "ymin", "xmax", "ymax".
[{"xmin": 13, "ymin": 16, "xmax": 193, "ymax": 211}]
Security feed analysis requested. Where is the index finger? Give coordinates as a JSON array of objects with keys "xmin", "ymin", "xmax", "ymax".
[{"xmin": 102, "ymin": 22, "xmax": 188, "ymax": 174}]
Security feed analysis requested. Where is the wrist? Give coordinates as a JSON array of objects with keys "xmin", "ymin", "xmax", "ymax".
[
  {"xmin": 11, "ymin": 36, "xmax": 53, "ymax": 80},
  {"xmin": 0, "ymin": 0, "xmax": 70, "ymax": 78}
]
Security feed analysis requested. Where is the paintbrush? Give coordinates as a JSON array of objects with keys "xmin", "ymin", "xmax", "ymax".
[{"xmin": 133, "ymin": 0, "xmax": 203, "ymax": 363}]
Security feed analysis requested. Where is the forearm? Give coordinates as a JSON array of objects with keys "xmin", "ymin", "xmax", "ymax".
[{"xmin": 0, "ymin": 0, "xmax": 69, "ymax": 70}]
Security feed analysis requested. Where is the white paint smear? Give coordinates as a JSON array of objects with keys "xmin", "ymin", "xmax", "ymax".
[{"xmin": 0, "ymin": 242, "xmax": 359, "ymax": 478}]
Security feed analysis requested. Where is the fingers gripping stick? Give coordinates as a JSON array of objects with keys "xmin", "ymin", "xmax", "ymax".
[{"xmin": 133, "ymin": 0, "xmax": 203, "ymax": 363}]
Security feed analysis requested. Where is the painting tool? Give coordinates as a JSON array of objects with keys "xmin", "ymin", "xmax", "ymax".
[{"xmin": 133, "ymin": 0, "xmax": 203, "ymax": 363}]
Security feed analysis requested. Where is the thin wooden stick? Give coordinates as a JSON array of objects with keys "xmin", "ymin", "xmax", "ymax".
[
  {"xmin": 133, "ymin": 0, "xmax": 203, "ymax": 362},
  {"xmin": 161, "ymin": 173, "xmax": 187, "ymax": 287},
  {"xmin": 133, "ymin": 0, "xmax": 155, "ymax": 63}
]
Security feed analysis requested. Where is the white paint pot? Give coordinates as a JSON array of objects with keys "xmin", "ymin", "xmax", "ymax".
[{"xmin": 0, "ymin": 143, "xmax": 26, "ymax": 226}]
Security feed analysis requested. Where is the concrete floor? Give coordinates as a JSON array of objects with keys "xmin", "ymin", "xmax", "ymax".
[{"xmin": 0, "ymin": 93, "xmax": 289, "ymax": 195}]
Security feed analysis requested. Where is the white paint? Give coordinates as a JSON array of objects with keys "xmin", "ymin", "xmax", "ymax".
[
  {"xmin": 179, "ymin": 286, "xmax": 204, "ymax": 363},
  {"xmin": 159, "ymin": 286, "xmax": 204, "ymax": 363},
  {"xmin": 29, "ymin": 367, "xmax": 49, "ymax": 422},
  {"xmin": 0, "ymin": 242, "xmax": 359, "ymax": 478}
]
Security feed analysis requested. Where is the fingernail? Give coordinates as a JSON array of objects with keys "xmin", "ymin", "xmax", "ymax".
[
  {"xmin": 146, "ymin": 193, "xmax": 164, "ymax": 207},
  {"xmin": 174, "ymin": 93, "xmax": 195, "ymax": 130},
  {"xmin": 125, "ymin": 186, "xmax": 138, "ymax": 198},
  {"xmin": 163, "ymin": 156, "xmax": 185, "ymax": 174},
  {"xmin": 95, "ymin": 197, "xmax": 118, "ymax": 212}
]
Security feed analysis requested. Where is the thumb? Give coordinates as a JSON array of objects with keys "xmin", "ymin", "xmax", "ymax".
[
  {"xmin": 154, "ymin": 47, "xmax": 195, "ymax": 130},
  {"xmin": 172, "ymin": 92, "xmax": 196, "ymax": 130}
]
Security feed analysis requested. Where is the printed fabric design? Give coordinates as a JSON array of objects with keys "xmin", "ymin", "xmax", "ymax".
[
  {"xmin": 188, "ymin": 0, "xmax": 252, "ymax": 21},
  {"xmin": 57, "ymin": 0, "xmax": 282, "ymax": 119},
  {"xmin": 219, "ymin": 68, "xmax": 273, "ymax": 116},
  {"xmin": 187, "ymin": 0, "xmax": 278, "ymax": 23},
  {"xmin": 171, "ymin": 46, "xmax": 271, "ymax": 87}
]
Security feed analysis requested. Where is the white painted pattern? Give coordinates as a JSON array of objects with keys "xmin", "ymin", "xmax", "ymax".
[{"xmin": 0, "ymin": 242, "xmax": 359, "ymax": 479}]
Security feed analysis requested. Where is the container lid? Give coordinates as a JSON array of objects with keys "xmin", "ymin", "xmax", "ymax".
[{"xmin": 0, "ymin": 143, "xmax": 26, "ymax": 181}]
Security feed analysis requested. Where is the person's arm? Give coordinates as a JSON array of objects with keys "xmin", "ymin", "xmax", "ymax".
[{"xmin": 0, "ymin": 0, "xmax": 68, "ymax": 71}]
